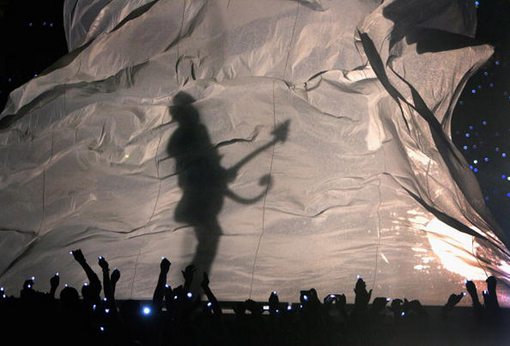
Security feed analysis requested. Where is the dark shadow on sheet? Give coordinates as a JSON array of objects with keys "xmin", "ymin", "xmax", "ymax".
[
  {"xmin": 167, "ymin": 92, "xmax": 290, "ymax": 277},
  {"xmin": 381, "ymin": 0, "xmax": 478, "ymax": 54}
]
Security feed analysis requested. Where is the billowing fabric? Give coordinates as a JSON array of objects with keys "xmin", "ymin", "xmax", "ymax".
[{"xmin": 1, "ymin": 0, "xmax": 510, "ymax": 305}]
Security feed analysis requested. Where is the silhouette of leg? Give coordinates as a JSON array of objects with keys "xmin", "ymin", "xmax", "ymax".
[{"xmin": 191, "ymin": 218, "xmax": 222, "ymax": 288}]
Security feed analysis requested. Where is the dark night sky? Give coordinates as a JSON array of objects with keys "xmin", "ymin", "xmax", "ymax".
[{"xmin": 0, "ymin": 0, "xmax": 509, "ymax": 232}]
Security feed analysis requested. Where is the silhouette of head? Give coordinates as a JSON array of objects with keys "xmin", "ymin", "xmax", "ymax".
[
  {"xmin": 60, "ymin": 286, "xmax": 80, "ymax": 310},
  {"xmin": 172, "ymin": 92, "xmax": 199, "ymax": 124}
]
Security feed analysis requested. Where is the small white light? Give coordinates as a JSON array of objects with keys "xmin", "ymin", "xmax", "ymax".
[
  {"xmin": 186, "ymin": 292, "xmax": 192, "ymax": 298},
  {"xmin": 386, "ymin": 298, "xmax": 391, "ymax": 302},
  {"xmin": 103, "ymin": 298, "xmax": 107, "ymax": 302},
  {"xmin": 165, "ymin": 284, "xmax": 169, "ymax": 288},
  {"xmin": 357, "ymin": 275, "xmax": 361, "ymax": 279},
  {"xmin": 276, "ymin": 309, "xmax": 279, "ymax": 313},
  {"xmin": 401, "ymin": 312, "xmax": 405, "ymax": 317},
  {"xmin": 263, "ymin": 305, "xmax": 269, "ymax": 311},
  {"xmin": 161, "ymin": 256, "xmax": 165, "ymax": 260},
  {"xmin": 64, "ymin": 284, "xmax": 68, "ymax": 287},
  {"xmin": 207, "ymin": 302, "xmax": 212, "ymax": 307},
  {"xmin": 69, "ymin": 251, "xmax": 73, "ymax": 255},
  {"xmin": 173, "ymin": 295, "xmax": 178, "ymax": 300},
  {"xmin": 105, "ymin": 309, "xmax": 110, "ymax": 314},
  {"xmin": 31, "ymin": 276, "xmax": 35, "ymax": 281},
  {"xmin": 93, "ymin": 304, "xmax": 97, "ymax": 310},
  {"xmin": 287, "ymin": 304, "xmax": 292, "ymax": 311},
  {"xmin": 303, "ymin": 295, "xmax": 308, "ymax": 301},
  {"xmin": 55, "ymin": 272, "xmax": 59, "ymax": 276},
  {"xmin": 330, "ymin": 294, "xmax": 335, "ymax": 298},
  {"xmin": 84, "ymin": 282, "xmax": 88, "ymax": 286},
  {"xmin": 27, "ymin": 285, "xmax": 32, "ymax": 289},
  {"xmin": 462, "ymin": 292, "xmax": 467, "ymax": 296},
  {"xmin": 100, "ymin": 326, "xmax": 105, "ymax": 332},
  {"xmin": 142, "ymin": 306, "xmax": 151, "ymax": 315}
]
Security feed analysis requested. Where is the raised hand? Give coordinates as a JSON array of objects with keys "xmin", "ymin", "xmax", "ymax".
[
  {"xmin": 485, "ymin": 276, "xmax": 500, "ymax": 312},
  {"xmin": 50, "ymin": 273, "xmax": 60, "ymax": 290},
  {"xmin": 445, "ymin": 293, "xmax": 464, "ymax": 308},
  {"xmin": 337, "ymin": 294, "xmax": 346, "ymax": 307},
  {"xmin": 465, "ymin": 280, "xmax": 478, "ymax": 298},
  {"xmin": 271, "ymin": 120, "xmax": 290, "ymax": 143},
  {"xmin": 445, "ymin": 293, "xmax": 464, "ymax": 309},
  {"xmin": 71, "ymin": 249, "xmax": 86, "ymax": 264},
  {"xmin": 160, "ymin": 257, "xmax": 171, "ymax": 274},
  {"xmin": 182, "ymin": 264, "xmax": 196, "ymax": 283},
  {"xmin": 98, "ymin": 256, "xmax": 109, "ymax": 271},
  {"xmin": 23, "ymin": 278, "xmax": 35, "ymax": 290}
]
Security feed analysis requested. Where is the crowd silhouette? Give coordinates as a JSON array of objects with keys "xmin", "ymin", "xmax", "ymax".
[{"xmin": 0, "ymin": 248, "xmax": 508, "ymax": 346}]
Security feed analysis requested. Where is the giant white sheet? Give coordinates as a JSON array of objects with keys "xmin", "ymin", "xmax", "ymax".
[{"xmin": 1, "ymin": 0, "xmax": 510, "ymax": 305}]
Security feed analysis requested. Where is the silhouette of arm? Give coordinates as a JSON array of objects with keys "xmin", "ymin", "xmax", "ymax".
[
  {"xmin": 49, "ymin": 273, "xmax": 60, "ymax": 299},
  {"xmin": 71, "ymin": 249, "xmax": 102, "ymax": 298},
  {"xmin": 98, "ymin": 256, "xmax": 117, "ymax": 312},
  {"xmin": 483, "ymin": 276, "xmax": 500, "ymax": 313},
  {"xmin": 111, "ymin": 268, "xmax": 120, "ymax": 297},
  {"xmin": 182, "ymin": 264, "xmax": 196, "ymax": 293},
  {"xmin": 466, "ymin": 280, "xmax": 483, "ymax": 319},
  {"xmin": 441, "ymin": 292, "xmax": 464, "ymax": 318},
  {"xmin": 153, "ymin": 257, "xmax": 170, "ymax": 310}
]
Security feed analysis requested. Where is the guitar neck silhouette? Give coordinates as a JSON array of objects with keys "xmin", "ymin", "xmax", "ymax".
[{"xmin": 227, "ymin": 120, "xmax": 289, "ymax": 175}]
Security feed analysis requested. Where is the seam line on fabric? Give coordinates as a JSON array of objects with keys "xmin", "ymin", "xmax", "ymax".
[
  {"xmin": 283, "ymin": 2, "xmax": 300, "ymax": 80},
  {"xmin": 249, "ymin": 80, "xmax": 277, "ymax": 298}
]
